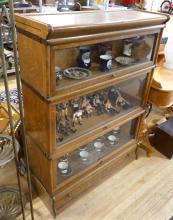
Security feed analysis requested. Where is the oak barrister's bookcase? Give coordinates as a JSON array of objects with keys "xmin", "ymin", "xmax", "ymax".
[{"xmin": 15, "ymin": 10, "xmax": 169, "ymax": 217}]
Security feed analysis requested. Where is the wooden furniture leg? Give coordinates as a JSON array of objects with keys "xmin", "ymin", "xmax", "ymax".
[
  {"xmin": 137, "ymin": 116, "xmax": 155, "ymax": 158},
  {"xmin": 138, "ymin": 137, "xmax": 155, "ymax": 157}
]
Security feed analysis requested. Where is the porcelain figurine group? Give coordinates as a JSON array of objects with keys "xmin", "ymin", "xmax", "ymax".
[{"xmin": 56, "ymin": 87, "xmax": 131, "ymax": 142}]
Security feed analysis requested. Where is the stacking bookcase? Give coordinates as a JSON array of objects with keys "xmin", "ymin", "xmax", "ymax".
[{"xmin": 15, "ymin": 10, "xmax": 169, "ymax": 217}]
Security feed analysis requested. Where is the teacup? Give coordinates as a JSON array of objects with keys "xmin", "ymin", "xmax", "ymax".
[
  {"xmin": 123, "ymin": 39, "xmax": 133, "ymax": 57},
  {"xmin": 79, "ymin": 46, "xmax": 91, "ymax": 69},
  {"xmin": 93, "ymin": 141, "xmax": 104, "ymax": 152},
  {"xmin": 79, "ymin": 147, "xmax": 89, "ymax": 161},
  {"xmin": 112, "ymin": 127, "xmax": 120, "ymax": 134},
  {"xmin": 79, "ymin": 150, "xmax": 89, "ymax": 161},
  {"xmin": 107, "ymin": 135, "xmax": 119, "ymax": 145},
  {"xmin": 58, "ymin": 161, "xmax": 69, "ymax": 174},
  {"xmin": 100, "ymin": 54, "xmax": 112, "ymax": 72}
]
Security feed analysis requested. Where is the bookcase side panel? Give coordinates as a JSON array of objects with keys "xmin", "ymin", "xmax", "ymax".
[
  {"xmin": 22, "ymin": 83, "xmax": 55, "ymax": 155},
  {"xmin": 17, "ymin": 32, "xmax": 50, "ymax": 97}
]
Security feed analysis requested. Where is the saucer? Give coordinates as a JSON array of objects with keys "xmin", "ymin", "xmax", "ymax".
[
  {"xmin": 79, "ymin": 150, "xmax": 89, "ymax": 161},
  {"xmin": 94, "ymin": 141, "xmax": 104, "ymax": 151},
  {"xmin": 115, "ymin": 56, "xmax": 135, "ymax": 66},
  {"xmin": 107, "ymin": 135, "xmax": 117, "ymax": 142}
]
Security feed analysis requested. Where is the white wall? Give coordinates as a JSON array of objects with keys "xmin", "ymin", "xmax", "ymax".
[{"xmin": 145, "ymin": 0, "xmax": 163, "ymax": 11}]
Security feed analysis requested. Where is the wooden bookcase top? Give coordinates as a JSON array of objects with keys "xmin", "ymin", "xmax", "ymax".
[{"xmin": 15, "ymin": 10, "xmax": 169, "ymax": 40}]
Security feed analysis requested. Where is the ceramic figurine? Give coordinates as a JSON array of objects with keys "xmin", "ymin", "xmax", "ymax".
[
  {"xmin": 81, "ymin": 97, "xmax": 93, "ymax": 117},
  {"xmin": 56, "ymin": 102, "xmax": 76, "ymax": 142},
  {"xmin": 87, "ymin": 94, "xmax": 94, "ymax": 106},
  {"xmin": 123, "ymin": 39, "xmax": 133, "ymax": 57},
  {"xmin": 108, "ymin": 88, "xmax": 119, "ymax": 106},
  {"xmin": 105, "ymin": 99, "xmax": 119, "ymax": 115},
  {"xmin": 55, "ymin": 66, "xmax": 62, "ymax": 86},
  {"xmin": 57, "ymin": 116, "xmax": 77, "ymax": 142},
  {"xmin": 93, "ymin": 94, "xmax": 105, "ymax": 115},
  {"xmin": 57, "ymin": 102, "xmax": 69, "ymax": 121},
  {"xmin": 99, "ymin": 90, "xmax": 108, "ymax": 103},
  {"xmin": 81, "ymin": 96, "xmax": 88, "ymax": 109},
  {"xmin": 72, "ymin": 109, "xmax": 83, "ymax": 126},
  {"xmin": 71, "ymin": 98, "xmax": 80, "ymax": 113},
  {"xmin": 57, "ymin": 118, "xmax": 69, "ymax": 140},
  {"xmin": 66, "ymin": 120, "xmax": 77, "ymax": 133},
  {"xmin": 85, "ymin": 102, "xmax": 93, "ymax": 117},
  {"xmin": 115, "ymin": 90, "xmax": 131, "ymax": 109}
]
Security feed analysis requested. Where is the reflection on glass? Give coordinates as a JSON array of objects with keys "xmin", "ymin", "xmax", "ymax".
[
  {"xmin": 57, "ymin": 119, "xmax": 136, "ymax": 184},
  {"xmin": 56, "ymin": 74, "xmax": 146, "ymax": 145},
  {"xmin": 55, "ymin": 34, "xmax": 155, "ymax": 86}
]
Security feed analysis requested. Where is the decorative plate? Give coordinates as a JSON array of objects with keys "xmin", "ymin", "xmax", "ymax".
[
  {"xmin": 0, "ymin": 88, "xmax": 19, "ymax": 106},
  {"xmin": 64, "ymin": 67, "xmax": 91, "ymax": 80},
  {"xmin": 115, "ymin": 56, "xmax": 135, "ymax": 66},
  {"xmin": 0, "ymin": 135, "xmax": 20, "ymax": 167},
  {"xmin": 0, "ymin": 187, "xmax": 26, "ymax": 219}
]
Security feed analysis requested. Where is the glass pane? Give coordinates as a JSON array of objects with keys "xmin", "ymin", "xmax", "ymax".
[
  {"xmin": 55, "ymin": 34, "xmax": 155, "ymax": 89},
  {"xmin": 57, "ymin": 119, "xmax": 137, "ymax": 185},
  {"xmin": 56, "ymin": 74, "xmax": 146, "ymax": 145}
]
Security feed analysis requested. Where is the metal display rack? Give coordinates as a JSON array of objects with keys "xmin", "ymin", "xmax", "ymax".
[{"xmin": 0, "ymin": 0, "xmax": 34, "ymax": 219}]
